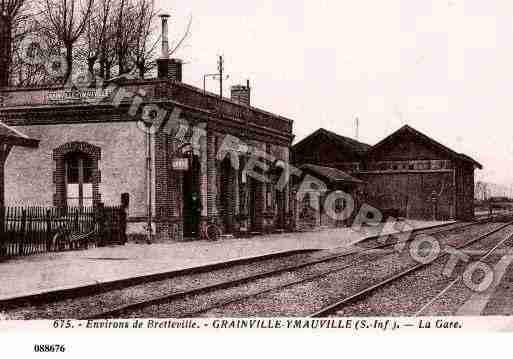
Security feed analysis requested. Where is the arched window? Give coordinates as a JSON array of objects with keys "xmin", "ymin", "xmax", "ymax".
[
  {"xmin": 53, "ymin": 142, "xmax": 101, "ymax": 210},
  {"xmin": 65, "ymin": 152, "xmax": 94, "ymax": 208}
]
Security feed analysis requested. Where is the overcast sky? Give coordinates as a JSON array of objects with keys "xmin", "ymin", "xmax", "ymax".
[{"xmin": 161, "ymin": 0, "xmax": 513, "ymax": 188}]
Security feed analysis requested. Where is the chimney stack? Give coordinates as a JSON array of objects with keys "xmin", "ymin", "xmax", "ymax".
[
  {"xmin": 160, "ymin": 14, "xmax": 170, "ymax": 59},
  {"xmin": 157, "ymin": 13, "xmax": 183, "ymax": 82},
  {"xmin": 230, "ymin": 80, "xmax": 251, "ymax": 106}
]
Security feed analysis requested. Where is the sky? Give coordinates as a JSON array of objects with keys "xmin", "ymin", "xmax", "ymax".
[{"xmin": 160, "ymin": 0, "xmax": 513, "ymax": 189}]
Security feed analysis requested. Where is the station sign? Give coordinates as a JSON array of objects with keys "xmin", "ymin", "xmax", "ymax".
[
  {"xmin": 172, "ymin": 157, "xmax": 189, "ymax": 171},
  {"xmin": 48, "ymin": 88, "xmax": 114, "ymax": 102}
]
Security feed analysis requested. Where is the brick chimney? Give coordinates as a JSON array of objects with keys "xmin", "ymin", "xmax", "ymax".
[
  {"xmin": 168, "ymin": 58, "xmax": 183, "ymax": 82},
  {"xmin": 157, "ymin": 13, "xmax": 183, "ymax": 82},
  {"xmin": 230, "ymin": 80, "xmax": 251, "ymax": 106}
]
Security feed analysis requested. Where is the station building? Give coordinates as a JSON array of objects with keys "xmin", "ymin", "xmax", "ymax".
[
  {"xmin": 292, "ymin": 125, "xmax": 482, "ymax": 223},
  {"xmin": 0, "ymin": 21, "xmax": 294, "ymax": 241}
]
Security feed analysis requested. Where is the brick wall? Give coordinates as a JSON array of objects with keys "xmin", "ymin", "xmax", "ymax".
[{"xmin": 207, "ymin": 131, "xmax": 219, "ymax": 224}]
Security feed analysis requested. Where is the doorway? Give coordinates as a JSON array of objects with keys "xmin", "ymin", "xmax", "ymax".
[
  {"xmin": 182, "ymin": 155, "xmax": 200, "ymax": 238},
  {"xmin": 220, "ymin": 158, "xmax": 233, "ymax": 233},
  {"xmin": 249, "ymin": 178, "xmax": 258, "ymax": 231}
]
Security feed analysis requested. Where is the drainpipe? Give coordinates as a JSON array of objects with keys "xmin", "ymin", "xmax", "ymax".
[{"xmin": 146, "ymin": 126, "xmax": 153, "ymax": 243}]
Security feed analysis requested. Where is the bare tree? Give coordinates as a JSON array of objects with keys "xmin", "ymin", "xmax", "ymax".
[
  {"xmin": 130, "ymin": 0, "xmax": 157, "ymax": 78},
  {"xmin": 0, "ymin": 0, "xmax": 29, "ymax": 86},
  {"xmin": 4, "ymin": 0, "xmax": 192, "ymax": 86},
  {"xmin": 76, "ymin": 0, "xmax": 112, "ymax": 77},
  {"xmin": 11, "ymin": 15, "xmax": 49, "ymax": 86},
  {"xmin": 42, "ymin": 0, "xmax": 94, "ymax": 83},
  {"xmin": 132, "ymin": 10, "xmax": 191, "ymax": 79},
  {"xmin": 95, "ymin": 0, "xmax": 130, "ymax": 79},
  {"xmin": 168, "ymin": 14, "xmax": 192, "ymax": 58}
]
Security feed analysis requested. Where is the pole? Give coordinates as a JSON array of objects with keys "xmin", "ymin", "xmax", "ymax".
[
  {"xmin": 218, "ymin": 55, "xmax": 223, "ymax": 98},
  {"xmin": 146, "ymin": 129, "xmax": 152, "ymax": 243}
]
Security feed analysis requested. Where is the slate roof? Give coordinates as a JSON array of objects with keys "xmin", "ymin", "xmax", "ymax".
[{"xmin": 300, "ymin": 163, "xmax": 364, "ymax": 184}]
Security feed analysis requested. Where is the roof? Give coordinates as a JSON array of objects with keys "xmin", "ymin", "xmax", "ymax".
[
  {"xmin": 0, "ymin": 78, "xmax": 294, "ymax": 141},
  {"xmin": 0, "ymin": 121, "xmax": 39, "ymax": 148},
  {"xmin": 292, "ymin": 128, "xmax": 371, "ymax": 156},
  {"xmin": 300, "ymin": 163, "xmax": 364, "ymax": 184},
  {"xmin": 367, "ymin": 125, "xmax": 482, "ymax": 169}
]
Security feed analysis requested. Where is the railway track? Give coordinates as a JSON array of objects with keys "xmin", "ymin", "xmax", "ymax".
[
  {"xmin": 413, "ymin": 229, "xmax": 513, "ymax": 317},
  {"xmin": 82, "ymin": 220, "xmax": 503, "ymax": 319},
  {"xmin": 2, "ymin": 218, "xmax": 508, "ymax": 319},
  {"xmin": 309, "ymin": 221, "xmax": 513, "ymax": 317}
]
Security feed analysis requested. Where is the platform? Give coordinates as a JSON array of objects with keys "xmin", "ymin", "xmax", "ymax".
[{"xmin": 0, "ymin": 220, "xmax": 452, "ymax": 302}]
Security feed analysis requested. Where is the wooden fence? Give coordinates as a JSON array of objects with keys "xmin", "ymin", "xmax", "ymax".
[{"xmin": 0, "ymin": 204, "xmax": 127, "ymax": 259}]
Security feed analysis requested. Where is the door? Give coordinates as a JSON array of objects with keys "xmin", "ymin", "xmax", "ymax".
[
  {"xmin": 249, "ymin": 178, "xmax": 258, "ymax": 231},
  {"xmin": 182, "ymin": 155, "xmax": 200, "ymax": 238},
  {"xmin": 220, "ymin": 158, "xmax": 233, "ymax": 233}
]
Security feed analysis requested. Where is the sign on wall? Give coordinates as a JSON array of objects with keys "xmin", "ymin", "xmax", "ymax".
[
  {"xmin": 48, "ymin": 88, "xmax": 114, "ymax": 102},
  {"xmin": 172, "ymin": 158, "xmax": 189, "ymax": 171}
]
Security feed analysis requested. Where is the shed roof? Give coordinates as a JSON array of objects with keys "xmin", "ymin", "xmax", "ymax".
[
  {"xmin": 0, "ymin": 121, "xmax": 39, "ymax": 148},
  {"xmin": 300, "ymin": 163, "xmax": 364, "ymax": 184},
  {"xmin": 293, "ymin": 128, "xmax": 371, "ymax": 156}
]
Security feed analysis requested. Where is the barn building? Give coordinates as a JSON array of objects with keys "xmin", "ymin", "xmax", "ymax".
[
  {"xmin": 0, "ymin": 17, "xmax": 294, "ymax": 241},
  {"xmin": 291, "ymin": 128, "xmax": 370, "ymax": 174},
  {"xmin": 290, "ymin": 129, "xmax": 368, "ymax": 230},
  {"xmin": 292, "ymin": 125, "xmax": 482, "ymax": 223},
  {"xmin": 360, "ymin": 125, "xmax": 481, "ymax": 221}
]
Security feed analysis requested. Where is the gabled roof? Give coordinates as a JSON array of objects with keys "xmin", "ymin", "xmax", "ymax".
[
  {"xmin": 0, "ymin": 121, "xmax": 39, "ymax": 148},
  {"xmin": 300, "ymin": 163, "xmax": 364, "ymax": 184},
  {"xmin": 292, "ymin": 128, "xmax": 371, "ymax": 156},
  {"xmin": 366, "ymin": 125, "xmax": 482, "ymax": 169}
]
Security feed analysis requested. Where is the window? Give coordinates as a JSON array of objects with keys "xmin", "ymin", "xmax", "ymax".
[
  {"xmin": 65, "ymin": 152, "xmax": 94, "ymax": 208},
  {"xmin": 431, "ymin": 160, "xmax": 442, "ymax": 170}
]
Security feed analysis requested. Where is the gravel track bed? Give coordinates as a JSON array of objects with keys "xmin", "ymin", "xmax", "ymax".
[
  {"xmin": 115, "ymin": 224, "xmax": 489, "ymax": 318},
  {"xmin": 432, "ymin": 222, "xmax": 506, "ymax": 247},
  {"xmin": 357, "ymin": 222, "xmax": 474, "ymax": 249},
  {"xmin": 421, "ymin": 238, "xmax": 513, "ymax": 317},
  {"xmin": 192, "ymin": 223, "xmax": 503, "ymax": 317},
  {"xmin": 2, "ymin": 222, "xmax": 498, "ymax": 319},
  {"xmin": 357, "ymin": 222, "xmax": 498, "ymax": 251},
  {"xmin": 3, "ymin": 250, "xmax": 340, "ymax": 319},
  {"xmin": 480, "ymin": 256, "xmax": 513, "ymax": 315},
  {"xmin": 111, "ymin": 247, "xmax": 403, "ymax": 318},
  {"xmin": 331, "ymin": 224, "xmax": 513, "ymax": 317}
]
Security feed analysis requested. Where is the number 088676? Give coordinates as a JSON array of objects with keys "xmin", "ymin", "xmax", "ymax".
[{"xmin": 34, "ymin": 344, "xmax": 66, "ymax": 352}]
